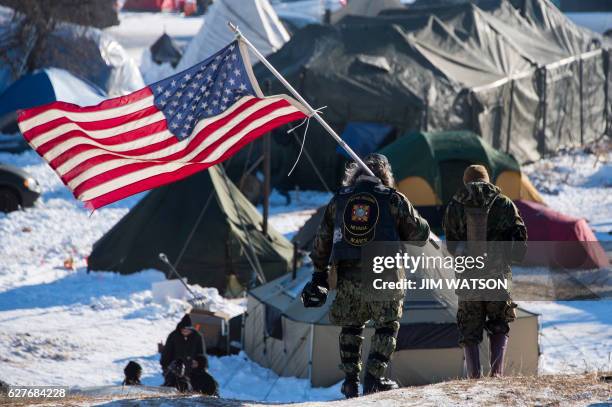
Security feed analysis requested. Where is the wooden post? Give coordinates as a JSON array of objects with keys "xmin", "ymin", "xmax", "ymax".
[
  {"xmin": 262, "ymin": 79, "xmax": 272, "ymax": 237},
  {"xmin": 292, "ymin": 241, "xmax": 298, "ymax": 280}
]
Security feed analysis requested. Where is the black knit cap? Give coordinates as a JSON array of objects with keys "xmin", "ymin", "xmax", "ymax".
[{"xmin": 177, "ymin": 314, "xmax": 193, "ymax": 330}]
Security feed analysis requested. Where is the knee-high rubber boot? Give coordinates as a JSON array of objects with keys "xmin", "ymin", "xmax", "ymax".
[
  {"xmin": 463, "ymin": 344, "xmax": 481, "ymax": 379},
  {"xmin": 489, "ymin": 333, "xmax": 508, "ymax": 377}
]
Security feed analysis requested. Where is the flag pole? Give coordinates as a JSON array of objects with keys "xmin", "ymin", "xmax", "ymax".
[{"xmin": 228, "ymin": 22, "xmax": 375, "ymax": 178}]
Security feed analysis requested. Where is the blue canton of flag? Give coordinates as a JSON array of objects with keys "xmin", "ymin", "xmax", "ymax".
[{"xmin": 151, "ymin": 41, "xmax": 256, "ymax": 140}]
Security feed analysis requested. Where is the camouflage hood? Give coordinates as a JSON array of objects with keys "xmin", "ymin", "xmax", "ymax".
[{"xmin": 452, "ymin": 181, "xmax": 501, "ymax": 208}]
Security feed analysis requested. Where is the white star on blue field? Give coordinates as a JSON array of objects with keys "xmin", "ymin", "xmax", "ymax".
[{"xmin": 151, "ymin": 41, "xmax": 256, "ymax": 140}]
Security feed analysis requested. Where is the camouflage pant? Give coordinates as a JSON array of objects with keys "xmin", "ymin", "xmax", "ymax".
[
  {"xmin": 456, "ymin": 300, "xmax": 517, "ymax": 346},
  {"xmin": 330, "ymin": 278, "xmax": 403, "ymax": 379}
]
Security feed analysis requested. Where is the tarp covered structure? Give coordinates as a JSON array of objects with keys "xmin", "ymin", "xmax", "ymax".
[
  {"xmin": 515, "ymin": 200, "xmax": 609, "ymax": 269},
  {"xmin": 0, "ymin": 68, "xmax": 106, "ymax": 132},
  {"xmin": 245, "ymin": 240, "xmax": 539, "ymax": 387},
  {"xmin": 176, "ymin": 0, "xmax": 290, "ymax": 71},
  {"xmin": 88, "ymin": 166, "xmax": 294, "ymax": 294},
  {"xmin": 379, "ymin": 130, "xmax": 543, "ymax": 228},
  {"xmin": 330, "ymin": 0, "xmax": 403, "ymax": 24},
  {"xmin": 256, "ymin": 0, "xmax": 609, "ymax": 190},
  {"xmin": 336, "ymin": 122, "xmax": 394, "ymax": 158},
  {"xmin": 150, "ymin": 33, "xmax": 183, "ymax": 67},
  {"xmin": 0, "ymin": 0, "xmax": 119, "ymax": 28},
  {"xmin": 0, "ymin": 6, "xmax": 144, "ymax": 97}
]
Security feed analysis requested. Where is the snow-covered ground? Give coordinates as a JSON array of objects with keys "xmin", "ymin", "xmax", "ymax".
[
  {"xmin": 104, "ymin": 12, "xmax": 203, "ymax": 66},
  {"xmin": 0, "ymin": 146, "xmax": 609, "ymax": 402},
  {"xmin": 522, "ymin": 146, "xmax": 612, "ymax": 240}
]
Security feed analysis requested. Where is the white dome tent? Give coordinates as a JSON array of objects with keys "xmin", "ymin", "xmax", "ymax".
[{"xmin": 176, "ymin": 0, "xmax": 290, "ymax": 72}]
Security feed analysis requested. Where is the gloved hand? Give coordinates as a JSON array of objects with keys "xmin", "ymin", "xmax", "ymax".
[{"xmin": 301, "ymin": 272, "xmax": 329, "ymax": 308}]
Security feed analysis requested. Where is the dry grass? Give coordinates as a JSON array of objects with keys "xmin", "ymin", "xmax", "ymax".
[{"xmin": 0, "ymin": 373, "xmax": 610, "ymax": 407}]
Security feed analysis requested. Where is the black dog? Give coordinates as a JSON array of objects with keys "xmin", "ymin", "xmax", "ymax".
[{"xmin": 164, "ymin": 359, "xmax": 192, "ymax": 392}]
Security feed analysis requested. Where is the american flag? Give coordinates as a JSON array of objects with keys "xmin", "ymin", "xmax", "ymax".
[{"xmin": 18, "ymin": 40, "xmax": 309, "ymax": 209}]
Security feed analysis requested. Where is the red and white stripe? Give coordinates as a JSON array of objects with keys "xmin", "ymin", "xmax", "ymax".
[{"xmin": 18, "ymin": 88, "xmax": 308, "ymax": 209}]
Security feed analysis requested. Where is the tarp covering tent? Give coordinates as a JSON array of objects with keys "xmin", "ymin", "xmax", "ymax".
[
  {"xmin": 330, "ymin": 0, "xmax": 404, "ymax": 24},
  {"xmin": 336, "ymin": 122, "xmax": 394, "ymax": 158},
  {"xmin": 0, "ymin": 0, "xmax": 119, "ymax": 28},
  {"xmin": 378, "ymin": 131, "xmax": 543, "ymax": 228},
  {"xmin": 0, "ymin": 6, "xmax": 144, "ymax": 97},
  {"xmin": 0, "ymin": 68, "xmax": 106, "ymax": 133},
  {"xmin": 244, "ymin": 240, "xmax": 539, "ymax": 387},
  {"xmin": 176, "ymin": 0, "xmax": 290, "ymax": 71},
  {"xmin": 515, "ymin": 200, "xmax": 609, "ymax": 269},
  {"xmin": 88, "ymin": 166, "xmax": 294, "ymax": 294},
  {"xmin": 150, "ymin": 33, "xmax": 183, "ymax": 67},
  {"xmin": 256, "ymin": 0, "xmax": 609, "ymax": 190}
]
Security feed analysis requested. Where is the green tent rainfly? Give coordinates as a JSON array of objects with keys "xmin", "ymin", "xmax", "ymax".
[{"xmin": 88, "ymin": 166, "xmax": 294, "ymax": 293}]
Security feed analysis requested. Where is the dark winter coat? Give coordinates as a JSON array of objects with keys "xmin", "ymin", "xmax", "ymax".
[{"xmin": 160, "ymin": 316, "xmax": 205, "ymax": 371}]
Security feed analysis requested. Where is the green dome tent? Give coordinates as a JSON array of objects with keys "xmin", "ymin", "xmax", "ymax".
[
  {"xmin": 88, "ymin": 166, "xmax": 294, "ymax": 294},
  {"xmin": 378, "ymin": 131, "xmax": 543, "ymax": 228}
]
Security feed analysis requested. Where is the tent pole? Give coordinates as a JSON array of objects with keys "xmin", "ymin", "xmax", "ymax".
[{"xmin": 228, "ymin": 22, "xmax": 375, "ymax": 178}]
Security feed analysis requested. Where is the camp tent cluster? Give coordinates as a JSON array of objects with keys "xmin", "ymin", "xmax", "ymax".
[
  {"xmin": 244, "ymin": 241, "xmax": 540, "ymax": 387},
  {"xmin": 256, "ymin": 0, "xmax": 609, "ymax": 189}
]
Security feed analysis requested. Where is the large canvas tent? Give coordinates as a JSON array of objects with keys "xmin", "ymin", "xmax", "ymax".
[
  {"xmin": 88, "ymin": 166, "xmax": 294, "ymax": 293},
  {"xmin": 176, "ymin": 0, "xmax": 290, "ymax": 71},
  {"xmin": 255, "ymin": 0, "xmax": 609, "ymax": 190},
  {"xmin": 245, "ymin": 240, "xmax": 539, "ymax": 387},
  {"xmin": 379, "ymin": 130, "xmax": 543, "ymax": 227}
]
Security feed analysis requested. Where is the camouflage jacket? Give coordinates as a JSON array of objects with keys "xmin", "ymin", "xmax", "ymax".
[
  {"xmin": 443, "ymin": 181, "xmax": 527, "ymax": 273},
  {"xmin": 310, "ymin": 188, "xmax": 430, "ymax": 277}
]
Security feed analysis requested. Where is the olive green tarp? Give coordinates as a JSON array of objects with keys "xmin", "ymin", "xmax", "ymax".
[
  {"xmin": 379, "ymin": 130, "xmax": 519, "ymax": 203},
  {"xmin": 88, "ymin": 166, "xmax": 294, "ymax": 293},
  {"xmin": 244, "ymin": 240, "xmax": 540, "ymax": 387},
  {"xmin": 255, "ymin": 0, "xmax": 609, "ymax": 190}
]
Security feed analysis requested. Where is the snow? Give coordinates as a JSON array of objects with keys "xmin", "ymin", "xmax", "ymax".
[
  {"xmin": 0, "ymin": 5, "xmax": 609, "ymax": 400},
  {"xmin": 104, "ymin": 12, "xmax": 203, "ymax": 67},
  {"xmin": 522, "ymin": 146, "xmax": 612, "ymax": 238},
  {"xmin": 0, "ymin": 145, "xmax": 609, "ymax": 402}
]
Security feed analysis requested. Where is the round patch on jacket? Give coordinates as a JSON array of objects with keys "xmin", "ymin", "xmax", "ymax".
[{"xmin": 342, "ymin": 192, "xmax": 379, "ymax": 246}]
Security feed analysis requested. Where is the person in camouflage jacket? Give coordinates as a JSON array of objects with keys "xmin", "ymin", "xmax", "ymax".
[
  {"xmin": 443, "ymin": 165, "xmax": 527, "ymax": 379},
  {"xmin": 302, "ymin": 153, "xmax": 430, "ymax": 398}
]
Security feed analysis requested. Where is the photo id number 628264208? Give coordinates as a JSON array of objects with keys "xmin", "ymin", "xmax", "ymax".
[{"xmin": 7, "ymin": 386, "xmax": 68, "ymax": 398}]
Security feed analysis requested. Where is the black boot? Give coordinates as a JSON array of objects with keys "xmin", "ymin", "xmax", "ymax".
[
  {"xmin": 341, "ymin": 374, "xmax": 359, "ymax": 399},
  {"xmin": 489, "ymin": 333, "xmax": 508, "ymax": 377},
  {"xmin": 464, "ymin": 344, "xmax": 481, "ymax": 379},
  {"xmin": 363, "ymin": 373, "xmax": 398, "ymax": 395}
]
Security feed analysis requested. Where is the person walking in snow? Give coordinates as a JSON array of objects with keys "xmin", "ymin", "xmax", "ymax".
[
  {"xmin": 301, "ymin": 153, "xmax": 430, "ymax": 398},
  {"xmin": 443, "ymin": 165, "xmax": 527, "ymax": 378},
  {"xmin": 160, "ymin": 314, "xmax": 205, "ymax": 381}
]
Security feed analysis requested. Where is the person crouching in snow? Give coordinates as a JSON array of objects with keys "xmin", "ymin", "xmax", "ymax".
[
  {"xmin": 123, "ymin": 361, "xmax": 142, "ymax": 385},
  {"xmin": 190, "ymin": 354, "xmax": 219, "ymax": 397},
  {"xmin": 160, "ymin": 314, "xmax": 206, "ymax": 382}
]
